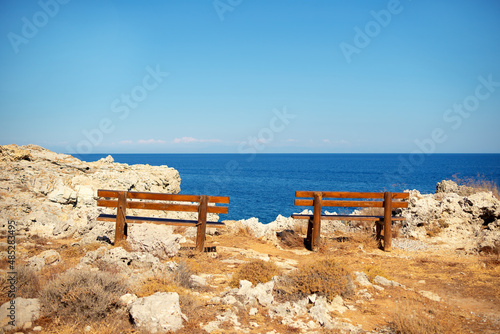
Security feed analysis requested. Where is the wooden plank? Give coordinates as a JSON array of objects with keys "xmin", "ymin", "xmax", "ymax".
[
  {"xmin": 97, "ymin": 189, "xmax": 229, "ymax": 204},
  {"xmin": 115, "ymin": 191, "xmax": 127, "ymax": 244},
  {"xmin": 96, "ymin": 214, "xmax": 225, "ymax": 227},
  {"xmin": 295, "ymin": 199, "xmax": 407, "ymax": 208},
  {"xmin": 295, "ymin": 191, "xmax": 409, "ymax": 200},
  {"xmin": 196, "ymin": 195, "xmax": 208, "ymax": 252},
  {"xmin": 383, "ymin": 191, "xmax": 393, "ymax": 252},
  {"xmin": 291, "ymin": 214, "xmax": 406, "ymax": 221},
  {"xmin": 97, "ymin": 199, "xmax": 229, "ymax": 214}
]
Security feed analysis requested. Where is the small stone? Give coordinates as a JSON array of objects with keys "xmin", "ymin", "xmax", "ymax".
[
  {"xmin": 84, "ymin": 325, "xmax": 92, "ymax": 332},
  {"xmin": 33, "ymin": 326, "xmax": 42, "ymax": 331},
  {"xmin": 249, "ymin": 307, "xmax": 258, "ymax": 316}
]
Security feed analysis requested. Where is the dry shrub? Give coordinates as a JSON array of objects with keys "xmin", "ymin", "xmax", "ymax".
[
  {"xmin": 85, "ymin": 242, "xmax": 106, "ymax": 252},
  {"xmin": 230, "ymin": 259, "xmax": 280, "ymax": 287},
  {"xmin": 364, "ymin": 265, "xmax": 392, "ymax": 283},
  {"xmin": 276, "ymin": 257, "xmax": 354, "ymax": 301},
  {"xmin": 426, "ymin": 224, "xmax": 442, "ymax": 237},
  {"xmin": 136, "ymin": 260, "xmax": 195, "ymax": 297},
  {"xmin": 174, "ymin": 260, "xmax": 195, "ymax": 288},
  {"xmin": 389, "ymin": 297, "xmax": 463, "ymax": 334},
  {"xmin": 0, "ymin": 265, "xmax": 41, "ymax": 304},
  {"xmin": 348, "ymin": 231, "xmax": 379, "ymax": 250},
  {"xmin": 136, "ymin": 274, "xmax": 175, "ymax": 297},
  {"xmin": 277, "ymin": 229, "xmax": 304, "ymax": 248},
  {"xmin": 41, "ymin": 316, "xmax": 140, "ymax": 334},
  {"xmin": 453, "ymin": 174, "xmax": 500, "ymax": 200},
  {"xmin": 113, "ymin": 240, "xmax": 133, "ymax": 252},
  {"xmin": 40, "ymin": 269, "xmax": 128, "ymax": 321}
]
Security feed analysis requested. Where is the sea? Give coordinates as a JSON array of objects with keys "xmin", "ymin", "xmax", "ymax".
[{"xmin": 78, "ymin": 153, "xmax": 500, "ymax": 224}]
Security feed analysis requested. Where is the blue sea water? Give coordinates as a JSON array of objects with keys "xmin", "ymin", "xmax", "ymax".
[{"xmin": 78, "ymin": 154, "xmax": 500, "ymax": 224}]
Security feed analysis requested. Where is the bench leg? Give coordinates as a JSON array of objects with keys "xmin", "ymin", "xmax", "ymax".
[
  {"xmin": 306, "ymin": 218, "xmax": 314, "ymax": 251},
  {"xmin": 383, "ymin": 192, "xmax": 393, "ymax": 252},
  {"xmin": 115, "ymin": 191, "xmax": 127, "ymax": 245},
  {"xmin": 376, "ymin": 220, "xmax": 383, "ymax": 249},
  {"xmin": 310, "ymin": 192, "xmax": 322, "ymax": 252},
  {"xmin": 196, "ymin": 195, "xmax": 208, "ymax": 252}
]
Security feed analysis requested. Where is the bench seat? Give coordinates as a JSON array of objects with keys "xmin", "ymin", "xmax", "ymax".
[{"xmin": 97, "ymin": 213, "xmax": 226, "ymax": 227}]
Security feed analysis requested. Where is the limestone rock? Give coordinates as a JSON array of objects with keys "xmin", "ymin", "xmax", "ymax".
[
  {"xmin": 27, "ymin": 250, "xmax": 61, "ymax": 271},
  {"xmin": 0, "ymin": 144, "xmax": 182, "ymax": 242},
  {"xmin": 0, "ymin": 298, "xmax": 40, "ymax": 331},
  {"xmin": 354, "ymin": 271, "xmax": 372, "ymax": 287},
  {"xmin": 235, "ymin": 280, "xmax": 274, "ymax": 306},
  {"xmin": 129, "ymin": 292, "xmax": 186, "ymax": 333},
  {"xmin": 78, "ymin": 246, "xmax": 173, "ymax": 276},
  {"xmin": 373, "ymin": 276, "xmax": 405, "ymax": 288},
  {"xmin": 419, "ymin": 290, "xmax": 442, "ymax": 302},
  {"xmin": 127, "ymin": 223, "xmax": 182, "ymax": 259}
]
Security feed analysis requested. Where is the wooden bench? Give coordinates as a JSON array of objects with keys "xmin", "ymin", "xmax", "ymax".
[
  {"xmin": 291, "ymin": 191, "xmax": 409, "ymax": 252},
  {"xmin": 96, "ymin": 190, "xmax": 229, "ymax": 252}
]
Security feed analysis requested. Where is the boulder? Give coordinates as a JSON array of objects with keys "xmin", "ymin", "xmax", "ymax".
[
  {"xmin": 27, "ymin": 250, "xmax": 61, "ymax": 271},
  {"xmin": 127, "ymin": 223, "xmax": 182, "ymax": 259},
  {"xmin": 235, "ymin": 280, "xmax": 275, "ymax": 307},
  {"xmin": 0, "ymin": 298, "xmax": 40, "ymax": 331},
  {"xmin": 129, "ymin": 292, "xmax": 186, "ymax": 333}
]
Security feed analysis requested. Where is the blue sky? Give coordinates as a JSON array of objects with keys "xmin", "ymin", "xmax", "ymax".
[{"xmin": 1, "ymin": 0, "xmax": 499, "ymax": 154}]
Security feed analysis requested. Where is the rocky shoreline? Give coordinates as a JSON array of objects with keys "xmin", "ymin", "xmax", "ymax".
[{"xmin": 1, "ymin": 144, "xmax": 499, "ymax": 333}]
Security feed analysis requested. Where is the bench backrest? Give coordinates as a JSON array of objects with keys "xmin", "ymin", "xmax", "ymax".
[
  {"xmin": 294, "ymin": 191, "xmax": 409, "ymax": 210},
  {"xmin": 97, "ymin": 190, "xmax": 229, "ymax": 214}
]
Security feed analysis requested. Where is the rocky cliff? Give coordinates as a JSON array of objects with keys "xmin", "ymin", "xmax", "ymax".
[{"xmin": 0, "ymin": 144, "xmax": 181, "ymax": 240}]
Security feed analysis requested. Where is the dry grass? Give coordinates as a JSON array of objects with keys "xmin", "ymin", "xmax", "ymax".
[
  {"xmin": 0, "ymin": 265, "xmax": 41, "ymax": 305},
  {"xmin": 40, "ymin": 316, "xmax": 142, "ymax": 334},
  {"xmin": 364, "ymin": 265, "xmax": 392, "ymax": 283},
  {"xmin": 230, "ymin": 259, "xmax": 281, "ymax": 287},
  {"xmin": 348, "ymin": 231, "xmax": 380, "ymax": 250},
  {"xmin": 276, "ymin": 257, "xmax": 354, "ymax": 302},
  {"xmin": 277, "ymin": 229, "xmax": 304, "ymax": 248},
  {"xmin": 40, "ymin": 269, "xmax": 128, "ymax": 321},
  {"xmin": 453, "ymin": 174, "xmax": 500, "ymax": 200},
  {"xmin": 389, "ymin": 295, "xmax": 464, "ymax": 334}
]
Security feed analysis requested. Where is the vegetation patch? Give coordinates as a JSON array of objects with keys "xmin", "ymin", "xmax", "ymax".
[
  {"xmin": 276, "ymin": 257, "xmax": 354, "ymax": 301},
  {"xmin": 231, "ymin": 259, "xmax": 280, "ymax": 287},
  {"xmin": 40, "ymin": 269, "xmax": 128, "ymax": 321}
]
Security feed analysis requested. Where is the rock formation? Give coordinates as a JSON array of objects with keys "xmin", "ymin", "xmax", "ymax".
[
  {"xmin": 401, "ymin": 180, "xmax": 500, "ymax": 253},
  {"xmin": 0, "ymin": 144, "xmax": 181, "ymax": 241}
]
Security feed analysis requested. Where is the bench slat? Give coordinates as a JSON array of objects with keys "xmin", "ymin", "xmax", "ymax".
[
  {"xmin": 295, "ymin": 191, "xmax": 409, "ymax": 200},
  {"xmin": 98, "ymin": 190, "xmax": 230, "ymax": 204},
  {"xmin": 291, "ymin": 214, "xmax": 406, "ymax": 221},
  {"xmin": 97, "ymin": 199, "xmax": 229, "ymax": 214},
  {"xmin": 295, "ymin": 199, "xmax": 408, "ymax": 208},
  {"xmin": 96, "ymin": 214, "xmax": 225, "ymax": 227}
]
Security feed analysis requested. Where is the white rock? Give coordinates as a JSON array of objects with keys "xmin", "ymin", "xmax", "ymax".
[
  {"xmin": 129, "ymin": 292, "xmax": 186, "ymax": 333},
  {"xmin": 0, "ymin": 298, "xmax": 40, "ymax": 331},
  {"xmin": 419, "ymin": 290, "xmax": 442, "ymax": 302},
  {"xmin": 119, "ymin": 293, "xmax": 138, "ymax": 307},
  {"xmin": 127, "ymin": 223, "xmax": 182, "ymax": 259}
]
